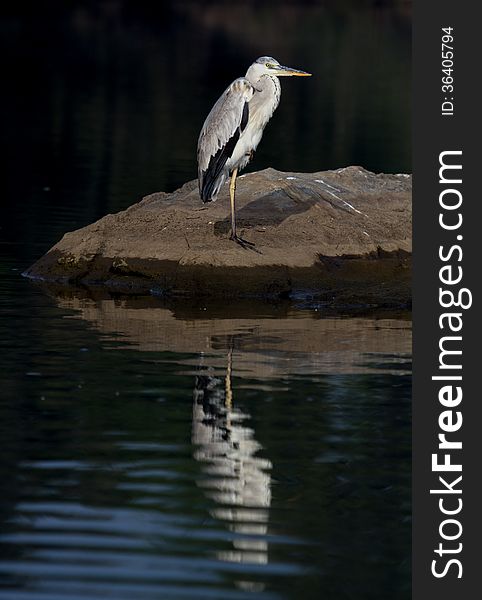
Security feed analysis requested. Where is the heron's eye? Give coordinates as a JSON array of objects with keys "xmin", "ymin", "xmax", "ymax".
[{"xmin": 266, "ymin": 63, "xmax": 274, "ymax": 69}]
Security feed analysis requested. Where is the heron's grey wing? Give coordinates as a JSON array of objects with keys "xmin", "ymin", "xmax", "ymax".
[{"xmin": 198, "ymin": 78, "xmax": 254, "ymax": 201}]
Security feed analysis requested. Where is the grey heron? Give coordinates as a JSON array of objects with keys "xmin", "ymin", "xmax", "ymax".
[{"xmin": 197, "ymin": 56, "xmax": 311, "ymax": 248}]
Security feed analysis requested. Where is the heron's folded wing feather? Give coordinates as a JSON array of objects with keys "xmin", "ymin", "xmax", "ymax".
[{"xmin": 197, "ymin": 78, "xmax": 254, "ymax": 178}]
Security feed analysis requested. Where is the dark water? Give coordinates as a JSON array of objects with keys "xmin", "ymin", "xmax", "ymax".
[{"xmin": 1, "ymin": 2, "xmax": 411, "ymax": 599}]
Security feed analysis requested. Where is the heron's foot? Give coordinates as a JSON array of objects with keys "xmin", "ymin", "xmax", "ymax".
[{"xmin": 229, "ymin": 232, "xmax": 258, "ymax": 251}]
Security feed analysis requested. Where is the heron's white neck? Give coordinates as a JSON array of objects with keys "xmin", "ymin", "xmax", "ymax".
[
  {"xmin": 259, "ymin": 74, "xmax": 281, "ymax": 96},
  {"xmin": 246, "ymin": 67, "xmax": 281, "ymax": 95},
  {"xmin": 246, "ymin": 73, "xmax": 281, "ymax": 118}
]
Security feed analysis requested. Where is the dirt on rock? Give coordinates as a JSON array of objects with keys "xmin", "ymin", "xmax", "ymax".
[{"xmin": 24, "ymin": 167, "xmax": 412, "ymax": 306}]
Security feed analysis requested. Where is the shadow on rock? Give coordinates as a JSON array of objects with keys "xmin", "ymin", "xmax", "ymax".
[{"xmin": 213, "ymin": 187, "xmax": 317, "ymax": 235}]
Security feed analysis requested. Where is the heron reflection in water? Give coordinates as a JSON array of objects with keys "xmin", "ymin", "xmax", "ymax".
[
  {"xmin": 191, "ymin": 346, "xmax": 272, "ymax": 566},
  {"xmin": 197, "ymin": 56, "xmax": 311, "ymax": 248}
]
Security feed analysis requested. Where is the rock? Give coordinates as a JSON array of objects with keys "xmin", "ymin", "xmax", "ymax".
[{"xmin": 24, "ymin": 167, "xmax": 412, "ymax": 306}]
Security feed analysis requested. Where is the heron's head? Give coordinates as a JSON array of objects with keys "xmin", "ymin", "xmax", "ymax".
[{"xmin": 247, "ymin": 56, "xmax": 311, "ymax": 80}]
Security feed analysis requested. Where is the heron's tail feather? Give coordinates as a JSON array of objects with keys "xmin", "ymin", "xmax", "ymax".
[
  {"xmin": 199, "ymin": 130, "xmax": 240, "ymax": 202},
  {"xmin": 200, "ymin": 176, "xmax": 218, "ymax": 203}
]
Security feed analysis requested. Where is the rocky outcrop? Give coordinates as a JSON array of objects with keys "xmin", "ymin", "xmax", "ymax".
[{"xmin": 24, "ymin": 167, "xmax": 412, "ymax": 306}]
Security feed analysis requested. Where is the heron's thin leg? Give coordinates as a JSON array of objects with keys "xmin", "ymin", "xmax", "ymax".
[
  {"xmin": 229, "ymin": 167, "xmax": 238, "ymax": 239},
  {"xmin": 225, "ymin": 347, "xmax": 233, "ymax": 414},
  {"xmin": 229, "ymin": 168, "xmax": 256, "ymax": 249}
]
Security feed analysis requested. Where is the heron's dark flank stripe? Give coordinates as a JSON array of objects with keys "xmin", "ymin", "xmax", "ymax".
[
  {"xmin": 201, "ymin": 128, "xmax": 240, "ymax": 202},
  {"xmin": 240, "ymin": 101, "xmax": 249, "ymax": 132}
]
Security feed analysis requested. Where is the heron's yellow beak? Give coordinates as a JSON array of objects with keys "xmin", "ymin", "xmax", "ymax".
[{"xmin": 274, "ymin": 65, "xmax": 312, "ymax": 77}]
